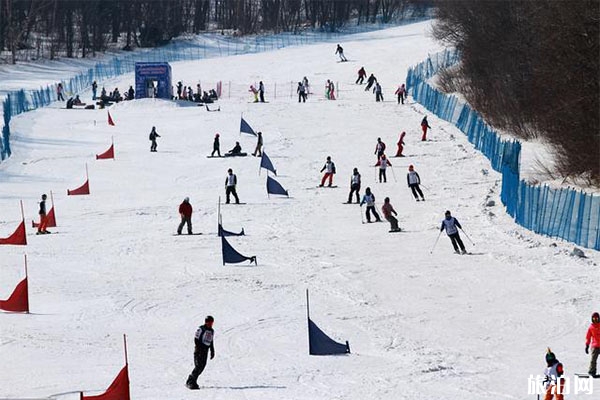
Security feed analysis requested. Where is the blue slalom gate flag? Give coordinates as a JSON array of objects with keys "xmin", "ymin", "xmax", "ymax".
[
  {"xmin": 260, "ymin": 151, "xmax": 277, "ymax": 175},
  {"xmin": 266, "ymin": 176, "xmax": 288, "ymax": 197},
  {"xmin": 306, "ymin": 290, "xmax": 350, "ymax": 356},
  {"xmin": 218, "ymin": 222, "xmax": 245, "ymax": 237},
  {"xmin": 221, "ymin": 236, "xmax": 256, "ymax": 265},
  {"xmin": 240, "ymin": 117, "xmax": 256, "ymax": 136}
]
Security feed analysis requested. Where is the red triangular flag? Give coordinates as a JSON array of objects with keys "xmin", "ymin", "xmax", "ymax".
[
  {"xmin": 107, "ymin": 111, "xmax": 115, "ymax": 126},
  {"xmin": 0, "ymin": 278, "xmax": 29, "ymax": 313},
  {"xmin": 81, "ymin": 365, "xmax": 130, "ymax": 400},
  {"xmin": 67, "ymin": 180, "xmax": 90, "ymax": 196},
  {"xmin": 0, "ymin": 221, "xmax": 27, "ymax": 245},
  {"xmin": 32, "ymin": 207, "xmax": 57, "ymax": 228},
  {"xmin": 96, "ymin": 144, "xmax": 114, "ymax": 160}
]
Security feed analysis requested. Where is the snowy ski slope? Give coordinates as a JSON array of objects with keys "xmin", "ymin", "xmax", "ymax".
[{"xmin": 1, "ymin": 21, "xmax": 598, "ymax": 400}]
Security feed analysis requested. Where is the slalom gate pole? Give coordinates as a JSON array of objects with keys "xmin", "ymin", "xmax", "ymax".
[
  {"xmin": 460, "ymin": 228, "xmax": 475, "ymax": 246},
  {"xmin": 360, "ymin": 204, "xmax": 364, "ymax": 224},
  {"xmin": 430, "ymin": 231, "xmax": 442, "ymax": 254}
]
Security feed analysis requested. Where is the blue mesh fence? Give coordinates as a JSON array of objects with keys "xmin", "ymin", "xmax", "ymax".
[{"xmin": 406, "ymin": 50, "xmax": 600, "ymax": 250}]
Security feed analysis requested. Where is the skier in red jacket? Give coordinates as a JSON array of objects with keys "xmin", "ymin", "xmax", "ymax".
[
  {"xmin": 421, "ymin": 116, "xmax": 431, "ymax": 141},
  {"xmin": 395, "ymin": 131, "xmax": 406, "ymax": 157},
  {"xmin": 177, "ymin": 197, "xmax": 193, "ymax": 235},
  {"xmin": 586, "ymin": 312, "xmax": 600, "ymax": 377}
]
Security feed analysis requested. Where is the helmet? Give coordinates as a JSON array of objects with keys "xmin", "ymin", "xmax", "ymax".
[
  {"xmin": 42, "ymin": 194, "xmax": 47, "ymax": 200},
  {"xmin": 205, "ymin": 315, "xmax": 214, "ymax": 323},
  {"xmin": 545, "ymin": 348, "xmax": 556, "ymax": 364},
  {"xmin": 326, "ymin": 156, "xmax": 331, "ymax": 161},
  {"xmin": 445, "ymin": 210, "xmax": 451, "ymax": 216},
  {"xmin": 228, "ymin": 168, "xmax": 232, "ymax": 173},
  {"xmin": 215, "ymin": 133, "xmax": 220, "ymax": 137},
  {"xmin": 408, "ymin": 165, "xmax": 414, "ymax": 170},
  {"xmin": 184, "ymin": 197, "xmax": 189, "ymax": 202},
  {"xmin": 592, "ymin": 312, "xmax": 600, "ymax": 322}
]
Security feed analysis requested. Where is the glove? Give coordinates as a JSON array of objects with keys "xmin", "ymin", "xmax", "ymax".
[
  {"xmin": 585, "ymin": 345, "xmax": 589, "ymax": 354},
  {"xmin": 210, "ymin": 351, "xmax": 215, "ymax": 360}
]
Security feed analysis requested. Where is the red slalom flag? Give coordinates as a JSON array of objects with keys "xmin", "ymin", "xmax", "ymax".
[
  {"xmin": 107, "ymin": 111, "xmax": 115, "ymax": 126},
  {"xmin": 96, "ymin": 143, "xmax": 114, "ymax": 160},
  {"xmin": 32, "ymin": 207, "xmax": 57, "ymax": 228},
  {"xmin": 80, "ymin": 365, "xmax": 130, "ymax": 400},
  {"xmin": 0, "ymin": 220, "xmax": 27, "ymax": 245},
  {"xmin": 67, "ymin": 180, "xmax": 90, "ymax": 196},
  {"xmin": 0, "ymin": 278, "xmax": 29, "ymax": 313}
]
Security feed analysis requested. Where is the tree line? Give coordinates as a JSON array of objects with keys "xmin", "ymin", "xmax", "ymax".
[
  {"xmin": 432, "ymin": 0, "xmax": 599, "ymax": 184},
  {"xmin": 0, "ymin": 0, "xmax": 431, "ymax": 63}
]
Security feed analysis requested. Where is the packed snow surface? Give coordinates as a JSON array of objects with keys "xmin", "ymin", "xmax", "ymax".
[{"xmin": 1, "ymin": 21, "xmax": 598, "ymax": 400}]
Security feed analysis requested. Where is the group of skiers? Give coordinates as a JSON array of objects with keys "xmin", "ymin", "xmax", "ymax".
[{"xmin": 249, "ymin": 81, "xmax": 266, "ymax": 103}]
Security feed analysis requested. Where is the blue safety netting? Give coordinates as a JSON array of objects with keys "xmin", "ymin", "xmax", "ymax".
[{"xmin": 407, "ymin": 49, "xmax": 600, "ymax": 250}]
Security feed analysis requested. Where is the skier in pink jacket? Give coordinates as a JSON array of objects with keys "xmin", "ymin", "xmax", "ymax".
[{"xmin": 585, "ymin": 312, "xmax": 600, "ymax": 377}]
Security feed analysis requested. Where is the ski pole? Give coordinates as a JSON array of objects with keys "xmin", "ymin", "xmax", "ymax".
[
  {"xmin": 460, "ymin": 228, "xmax": 475, "ymax": 246},
  {"xmin": 359, "ymin": 204, "xmax": 365, "ymax": 224},
  {"xmin": 390, "ymin": 166, "xmax": 397, "ymax": 183},
  {"xmin": 420, "ymin": 184, "xmax": 430, "ymax": 191},
  {"xmin": 430, "ymin": 231, "xmax": 442, "ymax": 254}
]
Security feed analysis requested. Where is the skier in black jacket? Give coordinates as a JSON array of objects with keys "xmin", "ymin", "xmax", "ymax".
[
  {"xmin": 186, "ymin": 316, "xmax": 215, "ymax": 390},
  {"xmin": 365, "ymin": 74, "xmax": 377, "ymax": 91}
]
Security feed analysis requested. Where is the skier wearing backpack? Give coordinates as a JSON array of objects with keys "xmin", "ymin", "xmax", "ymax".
[
  {"xmin": 149, "ymin": 126, "xmax": 161, "ymax": 152},
  {"xmin": 585, "ymin": 311, "xmax": 600, "ymax": 377},
  {"xmin": 421, "ymin": 116, "xmax": 431, "ymax": 141},
  {"xmin": 177, "ymin": 197, "xmax": 193, "ymax": 235},
  {"xmin": 360, "ymin": 187, "xmax": 381, "ymax": 223},
  {"xmin": 395, "ymin": 131, "xmax": 406, "ymax": 157},
  {"xmin": 347, "ymin": 168, "xmax": 361, "ymax": 204},
  {"xmin": 440, "ymin": 210, "xmax": 466, "ymax": 254},
  {"xmin": 186, "ymin": 316, "xmax": 215, "ymax": 390},
  {"xmin": 381, "ymin": 197, "xmax": 400, "ymax": 232},
  {"xmin": 319, "ymin": 156, "xmax": 336, "ymax": 187},
  {"xmin": 543, "ymin": 348, "xmax": 565, "ymax": 400},
  {"xmin": 407, "ymin": 165, "xmax": 425, "ymax": 201}
]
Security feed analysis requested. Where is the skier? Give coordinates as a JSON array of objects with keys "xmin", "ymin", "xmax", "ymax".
[
  {"xmin": 149, "ymin": 126, "xmax": 161, "ymax": 152},
  {"xmin": 543, "ymin": 348, "xmax": 565, "ymax": 400},
  {"xmin": 127, "ymin": 86, "xmax": 134, "ymax": 100},
  {"xmin": 252, "ymin": 132, "xmax": 263, "ymax": 157},
  {"xmin": 325, "ymin": 80, "xmax": 331, "ymax": 100},
  {"xmin": 347, "ymin": 168, "xmax": 361, "ymax": 204},
  {"xmin": 585, "ymin": 311, "xmax": 600, "ymax": 377},
  {"xmin": 319, "ymin": 156, "xmax": 336, "ymax": 187},
  {"xmin": 56, "ymin": 83, "xmax": 65, "ymax": 101},
  {"xmin": 356, "ymin": 67, "xmax": 366, "ymax": 84},
  {"xmin": 36, "ymin": 194, "xmax": 49, "ymax": 235},
  {"xmin": 365, "ymin": 74, "xmax": 377, "ymax": 91},
  {"xmin": 421, "ymin": 116, "xmax": 431, "ymax": 141},
  {"xmin": 378, "ymin": 154, "xmax": 391, "ymax": 183},
  {"xmin": 259, "ymin": 81, "xmax": 265, "ymax": 103},
  {"xmin": 225, "ymin": 169, "xmax": 240, "ymax": 204},
  {"xmin": 177, "ymin": 197, "xmax": 193, "ymax": 235},
  {"xmin": 297, "ymin": 82, "xmax": 307, "ymax": 103},
  {"xmin": 226, "ymin": 141, "xmax": 242, "ymax": 156},
  {"xmin": 395, "ymin": 131, "xmax": 406, "ymax": 157},
  {"xmin": 302, "ymin": 77, "xmax": 310, "ymax": 95},
  {"xmin": 92, "ymin": 81, "xmax": 98, "ymax": 100},
  {"xmin": 186, "ymin": 316, "xmax": 215, "ymax": 390},
  {"xmin": 407, "ymin": 165, "xmax": 425, "ymax": 201},
  {"xmin": 211, "ymin": 133, "xmax": 221, "ymax": 157},
  {"xmin": 360, "ymin": 187, "xmax": 381, "ymax": 223},
  {"xmin": 373, "ymin": 82, "xmax": 383, "ymax": 102},
  {"xmin": 187, "ymin": 86, "xmax": 193, "ymax": 101},
  {"xmin": 329, "ymin": 80, "xmax": 336, "ymax": 100},
  {"xmin": 395, "ymin": 84, "xmax": 406, "ymax": 104},
  {"xmin": 440, "ymin": 210, "xmax": 466, "ymax": 254},
  {"xmin": 381, "ymin": 197, "xmax": 400, "ymax": 232},
  {"xmin": 335, "ymin": 44, "xmax": 347, "ymax": 62},
  {"xmin": 249, "ymin": 85, "xmax": 259, "ymax": 102},
  {"xmin": 374, "ymin": 137, "xmax": 386, "ymax": 161}
]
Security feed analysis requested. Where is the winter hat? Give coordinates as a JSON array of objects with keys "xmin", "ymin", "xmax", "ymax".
[
  {"xmin": 545, "ymin": 348, "xmax": 556, "ymax": 364},
  {"xmin": 445, "ymin": 210, "xmax": 451, "ymax": 216},
  {"xmin": 409, "ymin": 165, "xmax": 414, "ymax": 170},
  {"xmin": 592, "ymin": 312, "xmax": 600, "ymax": 322},
  {"xmin": 184, "ymin": 197, "xmax": 189, "ymax": 202},
  {"xmin": 215, "ymin": 133, "xmax": 220, "ymax": 137},
  {"xmin": 205, "ymin": 315, "xmax": 214, "ymax": 323},
  {"xmin": 42, "ymin": 194, "xmax": 47, "ymax": 200}
]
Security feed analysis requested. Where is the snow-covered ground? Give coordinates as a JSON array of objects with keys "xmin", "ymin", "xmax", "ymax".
[{"xmin": 1, "ymin": 21, "xmax": 598, "ymax": 400}]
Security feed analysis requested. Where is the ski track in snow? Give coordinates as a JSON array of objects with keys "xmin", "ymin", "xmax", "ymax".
[{"xmin": 1, "ymin": 21, "xmax": 598, "ymax": 400}]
